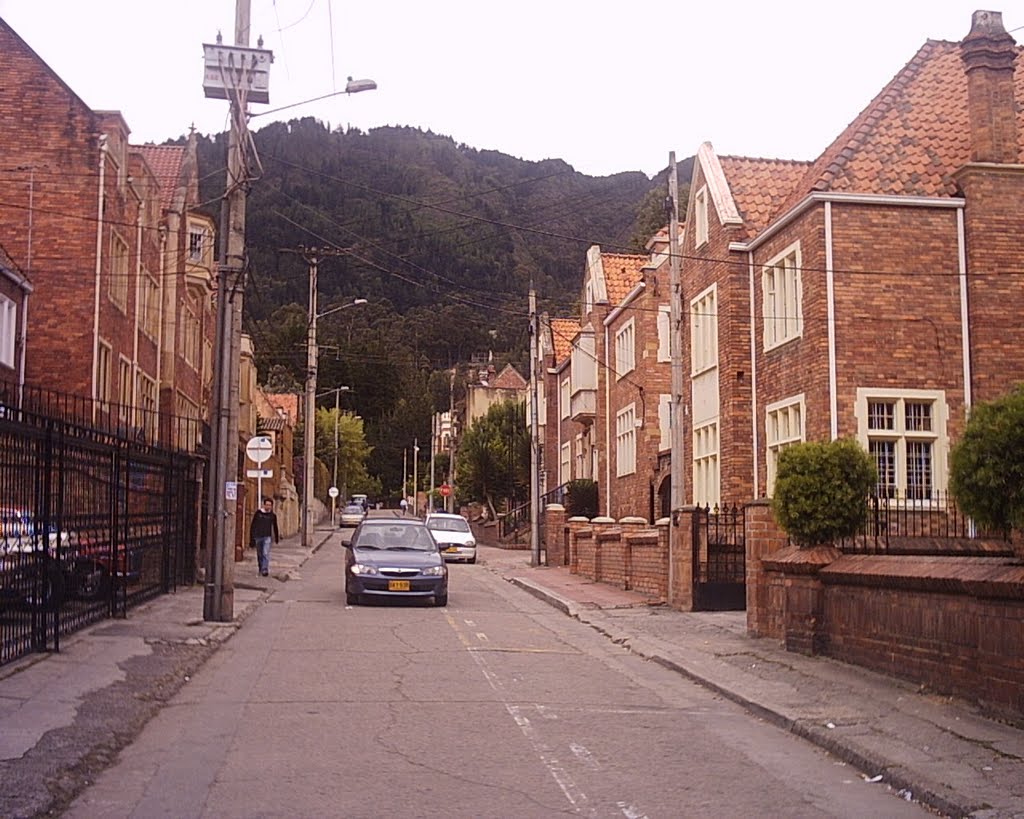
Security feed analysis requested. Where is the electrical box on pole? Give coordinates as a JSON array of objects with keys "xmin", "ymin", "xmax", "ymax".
[{"xmin": 202, "ymin": 43, "xmax": 274, "ymax": 104}]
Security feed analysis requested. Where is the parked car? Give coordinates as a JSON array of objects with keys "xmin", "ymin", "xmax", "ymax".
[
  {"xmin": 424, "ymin": 512, "xmax": 477, "ymax": 563},
  {"xmin": 343, "ymin": 518, "xmax": 448, "ymax": 606},
  {"xmin": 339, "ymin": 503, "xmax": 366, "ymax": 528}
]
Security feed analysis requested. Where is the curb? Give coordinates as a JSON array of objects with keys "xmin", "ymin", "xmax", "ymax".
[{"xmin": 504, "ymin": 573, "xmax": 979, "ymax": 819}]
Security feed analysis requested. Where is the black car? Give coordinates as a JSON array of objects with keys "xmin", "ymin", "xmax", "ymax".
[{"xmin": 343, "ymin": 518, "xmax": 448, "ymax": 606}]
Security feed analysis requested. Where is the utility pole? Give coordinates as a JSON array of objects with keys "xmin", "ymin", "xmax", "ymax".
[
  {"xmin": 403, "ymin": 447, "xmax": 408, "ymax": 510},
  {"xmin": 203, "ymin": 0, "xmax": 260, "ymax": 622},
  {"xmin": 529, "ymin": 285, "xmax": 541, "ymax": 566},
  {"xmin": 332, "ymin": 386, "xmax": 341, "ymax": 526},
  {"xmin": 667, "ymin": 152, "xmax": 684, "ymax": 605},
  {"xmin": 448, "ymin": 368, "xmax": 456, "ymax": 514},
  {"xmin": 412, "ymin": 438, "xmax": 419, "ymax": 516},
  {"xmin": 429, "ymin": 415, "xmax": 436, "ymax": 513}
]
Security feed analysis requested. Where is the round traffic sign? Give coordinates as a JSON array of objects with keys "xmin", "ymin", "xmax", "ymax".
[
  {"xmin": 328, "ymin": 486, "xmax": 340, "ymax": 498},
  {"xmin": 440, "ymin": 483, "xmax": 451, "ymax": 497},
  {"xmin": 246, "ymin": 435, "xmax": 273, "ymax": 465}
]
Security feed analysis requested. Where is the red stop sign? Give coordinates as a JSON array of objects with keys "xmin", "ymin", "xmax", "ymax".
[{"xmin": 440, "ymin": 484, "xmax": 451, "ymax": 497}]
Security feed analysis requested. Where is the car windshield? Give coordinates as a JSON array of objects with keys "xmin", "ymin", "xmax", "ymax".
[
  {"xmin": 355, "ymin": 524, "xmax": 436, "ymax": 551},
  {"xmin": 427, "ymin": 517, "xmax": 470, "ymax": 533},
  {"xmin": 343, "ymin": 505, "xmax": 363, "ymax": 514}
]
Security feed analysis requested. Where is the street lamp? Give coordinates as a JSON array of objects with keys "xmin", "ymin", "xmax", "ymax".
[
  {"xmin": 303, "ymin": 294, "xmax": 367, "ymax": 547},
  {"xmin": 317, "ymin": 385, "xmax": 352, "ymax": 525},
  {"xmin": 248, "ymin": 77, "xmax": 378, "ymax": 120}
]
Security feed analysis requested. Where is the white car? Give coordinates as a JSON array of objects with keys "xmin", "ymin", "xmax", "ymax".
[{"xmin": 425, "ymin": 513, "xmax": 477, "ymax": 564}]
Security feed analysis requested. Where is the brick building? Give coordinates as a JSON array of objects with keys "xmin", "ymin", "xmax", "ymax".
[
  {"xmin": 0, "ymin": 245, "xmax": 31, "ymax": 387},
  {"xmin": 0, "ymin": 17, "xmax": 215, "ymax": 450},
  {"xmin": 678, "ymin": 9, "xmax": 1024, "ymax": 507}
]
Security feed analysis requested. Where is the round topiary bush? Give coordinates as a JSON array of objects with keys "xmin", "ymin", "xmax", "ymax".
[{"xmin": 771, "ymin": 438, "xmax": 877, "ymax": 547}]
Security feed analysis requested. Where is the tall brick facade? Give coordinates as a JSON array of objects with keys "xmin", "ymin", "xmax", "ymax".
[{"xmin": 0, "ymin": 18, "xmax": 215, "ymax": 451}]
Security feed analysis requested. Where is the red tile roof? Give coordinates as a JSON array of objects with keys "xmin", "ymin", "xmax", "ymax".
[
  {"xmin": 491, "ymin": 363, "xmax": 527, "ymax": 390},
  {"xmin": 718, "ymin": 156, "xmax": 812, "ymax": 234},
  {"xmin": 775, "ymin": 38, "xmax": 1024, "ymax": 217},
  {"xmin": 549, "ymin": 318, "xmax": 579, "ymax": 364},
  {"xmin": 265, "ymin": 393, "xmax": 299, "ymax": 425},
  {"xmin": 137, "ymin": 145, "xmax": 185, "ymax": 212},
  {"xmin": 601, "ymin": 252, "xmax": 646, "ymax": 305}
]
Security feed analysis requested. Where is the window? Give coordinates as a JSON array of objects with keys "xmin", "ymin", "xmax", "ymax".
[
  {"xmin": 657, "ymin": 304, "xmax": 671, "ymax": 362},
  {"xmin": 690, "ymin": 285, "xmax": 718, "ymax": 374},
  {"xmin": 118, "ymin": 357, "xmax": 133, "ymax": 423},
  {"xmin": 537, "ymin": 377, "xmax": 546, "ymax": 427},
  {"xmin": 762, "ymin": 242, "xmax": 802, "ymax": 349},
  {"xmin": 137, "ymin": 372, "xmax": 157, "ymax": 441},
  {"xmin": 96, "ymin": 340, "xmax": 112, "ymax": 408},
  {"xmin": 694, "ymin": 185, "xmax": 709, "ymax": 248},
  {"xmin": 139, "ymin": 269, "xmax": 160, "ymax": 340},
  {"xmin": 659, "ymin": 394, "xmax": 671, "ymax": 452},
  {"xmin": 858, "ymin": 390, "xmax": 947, "ymax": 501},
  {"xmin": 109, "ymin": 232, "xmax": 130, "ymax": 311},
  {"xmin": 560, "ymin": 442, "xmax": 571, "ymax": 485},
  {"xmin": 560, "ymin": 376, "xmax": 570, "ymax": 420},
  {"xmin": 616, "ymin": 403, "xmax": 637, "ymax": 477},
  {"xmin": 692, "ymin": 421, "xmax": 720, "ymax": 507},
  {"xmin": 574, "ymin": 434, "xmax": 587, "ymax": 479},
  {"xmin": 181, "ymin": 305, "xmax": 199, "ymax": 367},
  {"xmin": 766, "ymin": 395, "xmax": 805, "ymax": 494},
  {"xmin": 584, "ymin": 280, "xmax": 593, "ymax": 315},
  {"xmin": 614, "ymin": 318, "xmax": 635, "ymax": 377},
  {"xmin": 0, "ymin": 294, "xmax": 16, "ymax": 368},
  {"xmin": 188, "ymin": 226, "xmax": 208, "ymax": 263}
]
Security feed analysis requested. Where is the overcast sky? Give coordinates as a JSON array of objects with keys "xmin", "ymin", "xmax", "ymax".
[{"xmin": 0, "ymin": 1, "xmax": 1017, "ymax": 178}]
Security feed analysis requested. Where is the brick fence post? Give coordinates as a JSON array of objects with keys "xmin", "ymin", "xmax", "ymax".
[
  {"xmin": 744, "ymin": 499, "xmax": 789, "ymax": 635},
  {"xmin": 544, "ymin": 504, "xmax": 567, "ymax": 566},
  {"xmin": 619, "ymin": 516, "xmax": 647, "ymax": 590},
  {"xmin": 762, "ymin": 545, "xmax": 842, "ymax": 655},
  {"xmin": 567, "ymin": 517, "xmax": 590, "ymax": 573},
  {"xmin": 669, "ymin": 507, "xmax": 698, "ymax": 611}
]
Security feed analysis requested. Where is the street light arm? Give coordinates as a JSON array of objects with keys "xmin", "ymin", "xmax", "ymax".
[
  {"xmin": 316, "ymin": 298, "xmax": 368, "ymax": 322},
  {"xmin": 248, "ymin": 79, "xmax": 378, "ymax": 120}
]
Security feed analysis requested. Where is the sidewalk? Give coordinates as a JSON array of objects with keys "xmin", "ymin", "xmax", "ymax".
[
  {"xmin": 477, "ymin": 543, "xmax": 1024, "ymax": 819},
  {"xmin": 0, "ymin": 527, "xmax": 331, "ymax": 819}
]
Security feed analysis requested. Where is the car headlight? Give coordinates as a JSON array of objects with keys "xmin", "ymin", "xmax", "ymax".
[
  {"xmin": 421, "ymin": 565, "xmax": 446, "ymax": 576},
  {"xmin": 350, "ymin": 563, "xmax": 379, "ymax": 576},
  {"xmin": 466, "ymin": 540, "xmax": 476, "ymax": 548}
]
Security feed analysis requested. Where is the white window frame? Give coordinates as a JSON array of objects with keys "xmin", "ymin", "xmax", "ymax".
[
  {"xmin": 117, "ymin": 356, "xmax": 133, "ymax": 423},
  {"xmin": 694, "ymin": 185, "xmax": 709, "ymax": 249},
  {"xmin": 139, "ymin": 268, "xmax": 160, "ymax": 340},
  {"xmin": 560, "ymin": 376, "xmax": 571, "ymax": 420},
  {"xmin": 692, "ymin": 420, "xmax": 720, "ymax": 507},
  {"xmin": 855, "ymin": 388, "xmax": 948, "ymax": 503},
  {"xmin": 614, "ymin": 317, "xmax": 636, "ymax": 378},
  {"xmin": 0, "ymin": 294, "xmax": 16, "ymax": 368},
  {"xmin": 762, "ymin": 241, "xmax": 803, "ymax": 350},
  {"xmin": 690, "ymin": 284, "xmax": 718, "ymax": 375},
  {"xmin": 188, "ymin": 224, "xmax": 208, "ymax": 263},
  {"xmin": 136, "ymin": 371, "xmax": 157, "ymax": 440},
  {"xmin": 560, "ymin": 441, "xmax": 571, "ymax": 485},
  {"xmin": 658, "ymin": 393, "xmax": 671, "ymax": 452},
  {"xmin": 657, "ymin": 304, "xmax": 671, "ymax": 362},
  {"xmin": 765, "ymin": 394, "xmax": 806, "ymax": 495},
  {"xmin": 616, "ymin": 403, "xmax": 637, "ymax": 477},
  {"xmin": 109, "ymin": 231, "xmax": 130, "ymax": 311},
  {"xmin": 96, "ymin": 339, "xmax": 112, "ymax": 408},
  {"xmin": 574, "ymin": 433, "xmax": 586, "ymax": 479}
]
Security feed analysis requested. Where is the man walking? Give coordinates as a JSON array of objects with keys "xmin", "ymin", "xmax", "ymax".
[{"xmin": 250, "ymin": 498, "xmax": 280, "ymax": 577}]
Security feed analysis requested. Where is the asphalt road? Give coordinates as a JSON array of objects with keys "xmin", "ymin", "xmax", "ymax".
[{"xmin": 65, "ymin": 526, "xmax": 928, "ymax": 818}]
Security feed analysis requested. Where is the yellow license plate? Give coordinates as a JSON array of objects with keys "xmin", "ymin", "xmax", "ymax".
[
  {"xmin": 388, "ymin": 580, "xmax": 411, "ymax": 591},
  {"xmin": 445, "ymin": 546, "xmax": 459, "ymax": 553}
]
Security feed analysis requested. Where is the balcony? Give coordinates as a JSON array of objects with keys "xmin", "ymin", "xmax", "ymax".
[{"xmin": 570, "ymin": 386, "xmax": 596, "ymax": 423}]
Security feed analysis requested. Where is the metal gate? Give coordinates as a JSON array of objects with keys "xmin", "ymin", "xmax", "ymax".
[
  {"xmin": 0, "ymin": 407, "xmax": 202, "ymax": 666},
  {"xmin": 692, "ymin": 504, "xmax": 746, "ymax": 611}
]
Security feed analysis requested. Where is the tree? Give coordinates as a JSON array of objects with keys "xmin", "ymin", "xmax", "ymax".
[
  {"xmin": 314, "ymin": 408, "xmax": 373, "ymax": 501},
  {"xmin": 771, "ymin": 439, "xmax": 877, "ymax": 547},
  {"xmin": 456, "ymin": 400, "xmax": 529, "ymax": 517},
  {"xmin": 949, "ymin": 385, "xmax": 1024, "ymax": 535}
]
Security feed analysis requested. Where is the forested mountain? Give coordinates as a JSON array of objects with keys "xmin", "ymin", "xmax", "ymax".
[{"xmin": 191, "ymin": 120, "xmax": 687, "ymax": 494}]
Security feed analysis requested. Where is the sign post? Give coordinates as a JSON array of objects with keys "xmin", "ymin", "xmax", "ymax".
[
  {"xmin": 328, "ymin": 486, "xmax": 340, "ymax": 526},
  {"xmin": 246, "ymin": 435, "xmax": 274, "ymax": 506}
]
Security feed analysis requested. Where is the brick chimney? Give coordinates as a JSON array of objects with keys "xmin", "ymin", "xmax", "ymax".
[{"xmin": 960, "ymin": 10, "xmax": 1020, "ymax": 164}]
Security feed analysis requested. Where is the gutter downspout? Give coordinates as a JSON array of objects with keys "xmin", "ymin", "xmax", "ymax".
[
  {"xmin": 748, "ymin": 252, "xmax": 759, "ymax": 498},
  {"xmin": 604, "ymin": 321, "xmax": 611, "ymax": 517},
  {"xmin": 91, "ymin": 135, "xmax": 108, "ymax": 420},
  {"xmin": 156, "ymin": 226, "xmax": 166, "ymax": 432},
  {"xmin": 824, "ymin": 202, "xmax": 838, "ymax": 440},
  {"xmin": 132, "ymin": 203, "xmax": 142, "ymax": 423},
  {"xmin": 957, "ymin": 208, "xmax": 972, "ymax": 413}
]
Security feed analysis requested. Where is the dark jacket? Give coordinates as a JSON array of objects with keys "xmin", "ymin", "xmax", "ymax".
[{"xmin": 250, "ymin": 509, "xmax": 280, "ymax": 543}]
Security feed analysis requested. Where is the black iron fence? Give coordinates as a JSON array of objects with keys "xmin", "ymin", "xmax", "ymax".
[
  {"xmin": 0, "ymin": 393, "xmax": 203, "ymax": 667},
  {"xmin": 838, "ymin": 490, "xmax": 1013, "ymax": 555},
  {"xmin": 497, "ymin": 483, "xmax": 567, "ymax": 540},
  {"xmin": 692, "ymin": 503, "xmax": 746, "ymax": 611}
]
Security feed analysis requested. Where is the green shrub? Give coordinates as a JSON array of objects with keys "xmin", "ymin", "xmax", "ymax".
[
  {"xmin": 565, "ymin": 479, "xmax": 599, "ymax": 519},
  {"xmin": 950, "ymin": 385, "xmax": 1024, "ymax": 535},
  {"xmin": 771, "ymin": 438, "xmax": 876, "ymax": 547}
]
